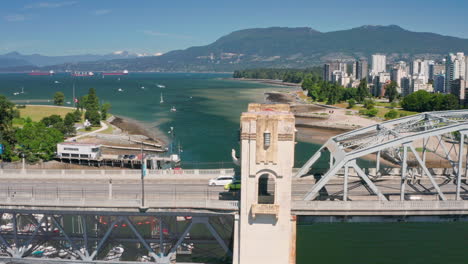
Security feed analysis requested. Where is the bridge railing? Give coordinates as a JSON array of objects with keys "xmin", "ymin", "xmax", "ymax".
[
  {"xmin": 292, "ymin": 200, "xmax": 468, "ymax": 215},
  {"xmin": 0, "ymin": 168, "xmax": 235, "ymax": 179},
  {"xmin": 0, "ymin": 184, "xmax": 239, "ymax": 211}
]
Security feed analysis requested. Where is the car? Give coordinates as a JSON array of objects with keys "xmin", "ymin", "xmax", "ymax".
[
  {"xmin": 128, "ymin": 154, "xmax": 136, "ymax": 160},
  {"xmin": 224, "ymin": 180, "xmax": 241, "ymax": 191},
  {"xmin": 122, "ymin": 155, "xmax": 129, "ymax": 159},
  {"xmin": 208, "ymin": 176, "xmax": 234, "ymax": 186}
]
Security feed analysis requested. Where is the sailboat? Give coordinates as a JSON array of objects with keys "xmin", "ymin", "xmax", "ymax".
[
  {"xmin": 170, "ymin": 106, "xmax": 177, "ymax": 112},
  {"xmin": 160, "ymin": 93, "xmax": 164, "ymax": 103}
]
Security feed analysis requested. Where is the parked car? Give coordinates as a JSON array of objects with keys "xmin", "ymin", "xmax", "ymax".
[
  {"xmin": 224, "ymin": 180, "xmax": 241, "ymax": 191},
  {"xmin": 122, "ymin": 155, "xmax": 129, "ymax": 159},
  {"xmin": 128, "ymin": 154, "xmax": 136, "ymax": 160},
  {"xmin": 208, "ymin": 176, "xmax": 234, "ymax": 186}
]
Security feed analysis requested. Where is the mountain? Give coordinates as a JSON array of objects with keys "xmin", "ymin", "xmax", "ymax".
[
  {"xmin": 9, "ymin": 25, "xmax": 468, "ymax": 72},
  {"xmin": 0, "ymin": 51, "xmax": 149, "ymax": 68}
]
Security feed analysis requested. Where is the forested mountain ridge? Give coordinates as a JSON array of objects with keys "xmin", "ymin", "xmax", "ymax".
[{"xmin": 6, "ymin": 25, "xmax": 468, "ymax": 72}]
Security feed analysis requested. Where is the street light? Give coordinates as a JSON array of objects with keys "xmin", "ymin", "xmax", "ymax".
[{"xmin": 140, "ymin": 141, "xmax": 148, "ymax": 212}]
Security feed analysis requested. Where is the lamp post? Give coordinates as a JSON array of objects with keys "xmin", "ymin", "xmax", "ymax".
[{"xmin": 140, "ymin": 141, "xmax": 147, "ymax": 211}]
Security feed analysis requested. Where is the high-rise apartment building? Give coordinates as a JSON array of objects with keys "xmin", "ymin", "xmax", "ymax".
[
  {"xmin": 371, "ymin": 54, "xmax": 386, "ymax": 75},
  {"xmin": 445, "ymin": 53, "xmax": 466, "ymax": 93},
  {"xmin": 434, "ymin": 74, "xmax": 445, "ymax": 93},
  {"xmin": 356, "ymin": 59, "xmax": 368, "ymax": 80}
]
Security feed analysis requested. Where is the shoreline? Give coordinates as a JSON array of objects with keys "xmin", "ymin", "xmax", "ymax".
[{"xmin": 224, "ymin": 77, "xmax": 303, "ymax": 88}]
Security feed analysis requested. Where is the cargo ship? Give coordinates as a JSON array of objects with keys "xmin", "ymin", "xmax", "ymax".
[
  {"xmin": 71, "ymin": 71, "xmax": 94, "ymax": 77},
  {"xmin": 102, "ymin": 70, "xmax": 128, "ymax": 76},
  {"xmin": 28, "ymin": 70, "xmax": 54, "ymax": 76}
]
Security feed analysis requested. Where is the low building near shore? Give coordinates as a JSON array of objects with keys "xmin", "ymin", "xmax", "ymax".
[{"xmin": 57, "ymin": 142, "xmax": 102, "ymax": 160}]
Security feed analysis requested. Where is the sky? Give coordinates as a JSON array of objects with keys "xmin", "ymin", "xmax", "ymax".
[{"xmin": 1, "ymin": 0, "xmax": 468, "ymax": 56}]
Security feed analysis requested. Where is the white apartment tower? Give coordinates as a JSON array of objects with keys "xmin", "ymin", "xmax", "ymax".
[
  {"xmin": 446, "ymin": 53, "xmax": 466, "ymax": 93},
  {"xmin": 371, "ymin": 54, "xmax": 387, "ymax": 75}
]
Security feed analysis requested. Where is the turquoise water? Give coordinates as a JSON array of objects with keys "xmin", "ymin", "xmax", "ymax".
[{"xmin": 0, "ymin": 72, "xmax": 319, "ymax": 167}]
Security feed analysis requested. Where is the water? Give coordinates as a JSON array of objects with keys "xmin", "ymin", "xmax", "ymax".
[
  {"xmin": 0, "ymin": 73, "xmax": 465, "ymax": 263},
  {"xmin": 0, "ymin": 72, "xmax": 319, "ymax": 168}
]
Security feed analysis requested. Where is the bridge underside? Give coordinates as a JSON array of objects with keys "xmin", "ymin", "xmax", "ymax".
[
  {"xmin": 0, "ymin": 211, "xmax": 233, "ymax": 263},
  {"xmin": 294, "ymin": 110, "xmax": 468, "ymax": 213}
]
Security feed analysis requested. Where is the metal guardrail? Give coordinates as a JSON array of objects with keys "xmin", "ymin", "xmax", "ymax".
[
  {"xmin": 292, "ymin": 200, "xmax": 468, "ymax": 215},
  {"xmin": 0, "ymin": 168, "xmax": 234, "ymax": 175}
]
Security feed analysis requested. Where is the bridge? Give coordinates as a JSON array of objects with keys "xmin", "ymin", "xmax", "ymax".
[{"xmin": 0, "ymin": 106, "xmax": 467, "ymax": 263}]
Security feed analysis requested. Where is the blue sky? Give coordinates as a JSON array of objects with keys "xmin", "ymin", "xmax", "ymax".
[{"xmin": 1, "ymin": 0, "xmax": 468, "ymax": 56}]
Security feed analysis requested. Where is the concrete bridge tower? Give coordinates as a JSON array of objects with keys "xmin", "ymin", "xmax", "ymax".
[{"xmin": 233, "ymin": 104, "xmax": 296, "ymax": 264}]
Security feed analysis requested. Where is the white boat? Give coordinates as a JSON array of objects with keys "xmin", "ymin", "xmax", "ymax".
[
  {"xmin": 141, "ymin": 86, "xmax": 145, "ymax": 89},
  {"xmin": 54, "ymin": 81, "xmax": 60, "ymax": 84},
  {"xmin": 105, "ymin": 246, "xmax": 124, "ymax": 261},
  {"xmin": 160, "ymin": 93, "xmax": 164, "ymax": 103},
  {"xmin": 118, "ymin": 88, "xmax": 124, "ymax": 92},
  {"xmin": 157, "ymin": 84, "xmax": 165, "ymax": 88},
  {"xmin": 170, "ymin": 106, "xmax": 176, "ymax": 112}
]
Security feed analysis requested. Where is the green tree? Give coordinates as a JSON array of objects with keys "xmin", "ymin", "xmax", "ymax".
[
  {"xmin": 72, "ymin": 109, "xmax": 82, "ymax": 122},
  {"xmin": 15, "ymin": 122, "xmax": 63, "ymax": 162},
  {"xmin": 85, "ymin": 110, "xmax": 101, "ymax": 126},
  {"xmin": 0, "ymin": 95, "xmax": 17, "ymax": 160},
  {"xmin": 53, "ymin": 92, "xmax": 65, "ymax": 106},
  {"xmin": 347, "ymin": 99, "xmax": 356, "ymax": 109},
  {"xmin": 101, "ymin": 102, "xmax": 111, "ymax": 120},
  {"xmin": 384, "ymin": 109, "xmax": 399, "ymax": 119},
  {"xmin": 401, "ymin": 90, "xmax": 433, "ymax": 112},
  {"xmin": 364, "ymin": 99, "xmax": 375, "ymax": 110},
  {"xmin": 64, "ymin": 113, "xmax": 76, "ymax": 136},
  {"xmin": 355, "ymin": 78, "xmax": 369, "ymax": 103},
  {"xmin": 86, "ymin": 88, "xmax": 99, "ymax": 111},
  {"xmin": 384, "ymin": 81, "xmax": 399, "ymax": 102},
  {"xmin": 366, "ymin": 108, "xmax": 379, "ymax": 117}
]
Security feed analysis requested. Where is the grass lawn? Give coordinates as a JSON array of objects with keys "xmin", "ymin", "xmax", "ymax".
[
  {"xmin": 350, "ymin": 105, "xmax": 418, "ymax": 119},
  {"xmin": 18, "ymin": 105, "xmax": 75, "ymax": 122}
]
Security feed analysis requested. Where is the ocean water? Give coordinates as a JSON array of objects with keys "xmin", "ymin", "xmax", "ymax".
[
  {"xmin": 0, "ymin": 72, "xmax": 319, "ymax": 168},
  {"xmin": 0, "ymin": 73, "xmax": 465, "ymax": 263}
]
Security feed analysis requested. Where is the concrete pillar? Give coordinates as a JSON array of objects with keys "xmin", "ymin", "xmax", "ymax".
[{"xmin": 235, "ymin": 104, "xmax": 295, "ymax": 264}]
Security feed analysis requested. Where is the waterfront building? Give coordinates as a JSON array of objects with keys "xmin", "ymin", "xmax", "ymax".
[{"xmin": 371, "ymin": 54, "xmax": 386, "ymax": 75}]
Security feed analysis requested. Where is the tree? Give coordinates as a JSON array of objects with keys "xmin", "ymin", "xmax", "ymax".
[
  {"xmin": 384, "ymin": 109, "xmax": 399, "ymax": 119},
  {"xmin": 401, "ymin": 90, "xmax": 435, "ymax": 112},
  {"xmin": 73, "ymin": 109, "xmax": 82, "ymax": 122},
  {"xmin": 355, "ymin": 78, "xmax": 369, "ymax": 103},
  {"xmin": 64, "ymin": 113, "xmax": 76, "ymax": 136},
  {"xmin": 85, "ymin": 88, "xmax": 99, "ymax": 111},
  {"xmin": 364, "ymin": 99, "xmax": 375, "ymax": 110},
  {"xmin": 15, "ymin": 122, "xmax": 63, "ymax": 162},
  {"xmin": 347, "ymin": 99, "xmax": 356, "ymax": 109},
  {"xmin": 384, "ymin": 81, "xmax": 399, "ymax": 102},
  {"xmin": 0, "ymin": 95, "xmax": 17, "ymax": 160},
  {"xmin": 366, "ymin": 108, "xmax": 379, "ymax": 117},
  {"xmin": 101, "ymin": 102, "xmax": 111, "ymax": 120},
  {"xmin": 85, "ymin": 110, "xmax": 101, "ymax": 126},
  {"xmin": 53, "ymin": 92, "xmax": 65, "ymax": 106}
]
